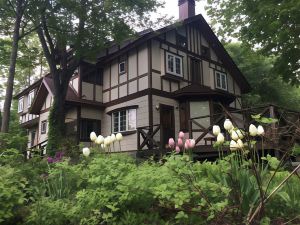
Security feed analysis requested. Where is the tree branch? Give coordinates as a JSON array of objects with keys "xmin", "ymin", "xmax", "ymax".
[{"xmin": 19, "ymin": 24, "xmax": 41, "ymax": 40}]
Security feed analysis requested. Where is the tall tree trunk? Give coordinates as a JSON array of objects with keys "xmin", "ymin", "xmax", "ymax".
[{"xmin": 1, "ymin": 0, "xmax": 23, "ymax": 132}]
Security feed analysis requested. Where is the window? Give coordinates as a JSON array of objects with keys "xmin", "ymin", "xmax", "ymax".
[
  {"xmin": 112, "ymin": 109, "xmax": 136, "ymax": 133},
  {"xmin": 28, "ymin": 91, "xmax": 35, "ymax": 108},
  {"xmin": 190, "ymin": 101, "xmax": 210, "ymax": 128},
  {"xmin": 201, "ymin": 46, "xmax": 210, "ymax": 59},
  {"xmin": 41, "ymin": 120, "xmax": 47, "ymax": 134},
  {"xmin": 119, "ymin": 61, "xmax": 126, "ymax": 75},
  {"xmin": 80, "ymin": 119, "xmax": 101, "ymax": 141},
  {"xmin": 191, "ymin": 58, "xmax": 201, "ymax": 83},
  {"xmin": 215, "ymin": 71, "xmax": 227, "ymax": 91},
  {"xmin": 166, "ymin": 52, "xmax": 183, "ymax": 77},
  {"xmin": 18, "ymin": 97, "xmax": 24, "ymax": 113}
]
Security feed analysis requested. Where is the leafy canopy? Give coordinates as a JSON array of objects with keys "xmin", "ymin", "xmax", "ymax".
[{"xmin": 205, "ymin": 0, "xmax": 300, "ymax": 85}]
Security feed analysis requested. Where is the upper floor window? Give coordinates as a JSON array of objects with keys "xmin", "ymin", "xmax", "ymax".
[
  {"xmin": 41, "ymin": 120, "xmax": 47, "ymax": 134},
  {"xmin": 119, "ymin": 61, "xmax": 126, "ymax": 75},
  {"xmin": 112, "ymin": 108, "xmax": 136, "ymax": 133},
  {"xmin": 28, "ymin": 91, "xmax": 35, "ymax": 108},
  {"xmin": 215, "ymin": 71, "xmax": 227, "ymax": 91},
  {"xmin": 166, "ymin": 52, "xmax": 183, "ymax": 77},
  {"xmin": 18, "ymin": 97, "xmax": 24, "ymax": 113}
]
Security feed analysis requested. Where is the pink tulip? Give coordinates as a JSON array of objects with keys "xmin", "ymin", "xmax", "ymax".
[
  {"xmin": 189, "ymin": 139, "xmax": 196, "ymax": 149},
  {"xmin": 184, "ymin": 140, "xmax": 190, "ymax": 149},
  {"xmin": 179, "ymin": 131, "xmax": 185, "ymax": 139},
  {"xmin": 168, "ymin": 138, "xmax": 175, "ymax": 148},
  {"xmin": 177, "ymin": 138, "xmax": 183, "ymax": 147},
  {"xmin": 175, "ymin": 146, "xmax": 180, "ymax": 153}
]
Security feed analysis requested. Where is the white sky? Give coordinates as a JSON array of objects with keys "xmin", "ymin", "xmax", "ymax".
[{"xmin": 156, "ymin": 0, "xmax": 209, "ymax": 22}]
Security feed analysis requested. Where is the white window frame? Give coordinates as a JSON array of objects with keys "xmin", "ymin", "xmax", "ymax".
[
  {"xmin": 41, "ymin": 120, "xmax": 47, "ymax": 134},
  {"xmin": 215, "ymin": 71, "xmax": 228, "ymax": 91},
  {"xmin": 119, "ymin": 61, "xmax": 126, "ymax": 74},
  {"xmin": 28, "ymin": 91, "xmax": 35, "ymax": 108},
  {"xmin": 166, "ymin": 52, "xmax": 183, "ymax": 77},
  {"xmin": 112, "ymin": 108, "xmax": 136, "ymax": 133},
  {"xmin": 18, "ymin": 97, "xmax": 24, "ymax": 113}
]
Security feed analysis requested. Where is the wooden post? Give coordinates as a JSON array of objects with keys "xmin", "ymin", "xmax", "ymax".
[
  {"xmin": 137, "ymin": 129, "xmax": 140, "ymax": 151},
  {"xmin": 269, "ymin": 105, "xmax": 280, "ymax": 158},
  {"xmin": 189, "ymin": 120, "xmax": 193, "ymax": 139}
]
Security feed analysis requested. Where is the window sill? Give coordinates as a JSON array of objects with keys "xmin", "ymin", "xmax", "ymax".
[
  {"xmin": 114, "ymin": 130, "xmax": 137, "ymax": 136},
  {"xmin": 162, "ymin": 74, "xmax": 184, "ymax": 82},
  {"xmin": 215, "ymin": 87, "xmax": 228, "ymax": 93}
]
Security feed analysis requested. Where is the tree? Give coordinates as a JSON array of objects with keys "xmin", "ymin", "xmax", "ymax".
[
  {"xmin": 32, "ymin": 0, "xmax": 164, "ymax": 153},
  {"xmin": 205, "ymin": 0, "xmax": 300, "ymax": 85},
  {"xmin": 0, "ymin": 0, "xmax": 41, "ymax": 132},
  {"xmin": 225, "ymin": 43, "xmax": 300, "ymax": 111}
]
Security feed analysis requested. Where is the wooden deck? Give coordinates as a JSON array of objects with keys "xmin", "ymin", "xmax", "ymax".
[{"xmin": 137, "ymin": 104, "xmax": 300, "ymax": 159}]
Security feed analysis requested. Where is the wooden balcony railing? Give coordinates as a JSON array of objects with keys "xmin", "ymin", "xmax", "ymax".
[
  {"xmin": 188, "ymin": 104, "xmax": 300, "ymax": 151},
  {"xmin": 137, "ymin": 124, "xmax": 161, "ymax": 151}
]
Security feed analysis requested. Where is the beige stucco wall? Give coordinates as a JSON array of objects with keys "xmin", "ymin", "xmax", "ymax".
[
  {"xmin": 101, "ymin": 95, "xmax": 149, "ymax": 151},
  {"xmin": 81, "ymin": 107, "xmax": 102, "ymax": 120},
  {"xmin": 38, "ymin": 111, "xmax": 50, "ymax": 143}
]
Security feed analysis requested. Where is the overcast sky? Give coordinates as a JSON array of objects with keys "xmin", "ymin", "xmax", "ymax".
[{"xmin": 156, "ymin": 0, "xmax": 209, "ymax": 22}]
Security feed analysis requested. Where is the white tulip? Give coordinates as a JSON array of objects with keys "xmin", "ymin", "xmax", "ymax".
[
  {"xmin": 116, "ymin": 133, "xmax": 123, "ymax": 141},
  {"xmin": 90, "ymin": 132, "xmax": 97, "ymax": 142},
  {"xmin": 257, "ymin": 125, "xmax": 265, "ymax": 136},
  {"xmin": 231, "ymin": 130, "xmax": 239, "ymax": 141},
  {"xmin": 236, "ymin": 129, "xmax": 244, "ymax": 139},
  {"xmin": 212, "ymin": 125, "xmax": 221, "ymax": 136},
  {"xmin": 224, "ymin": 119, "xmax": 233, "ymax": 131},
  {"xmin": 237, "ymin": 139, "xmax": 244, "ymax": 148},
  {"xmin": 95, "ymin": 135, "xmax": 104, "ymax": 145},
  {"xmin": 101, "ymin": 144, "xmax": 105, "ymax": 148},
  {"xmin": 230, "ymin": 140, "xmax": 238, "ymax": 151},
  {"xmin": 110, "ymin": 134, "xmax": 116, "ymax": 142},
  {"xmin": 249, "ymin": 124, "xmax": 258, "ymax": 136},
  {"xmin": 216, "ymin": 133, "xmax": 225, "ymax": 144},
  {"xmin": 82, "ymin": 147, "xmax": 90, "ymax": 157},
  {"xmin": 104, "ymin": 136, "xmax": 111, "ymax": 145}
]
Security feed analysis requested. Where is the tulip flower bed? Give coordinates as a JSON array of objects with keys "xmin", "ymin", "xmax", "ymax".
[{"xmin": 1, "ymin": 116, "xmax": 300, "ymax": 225}]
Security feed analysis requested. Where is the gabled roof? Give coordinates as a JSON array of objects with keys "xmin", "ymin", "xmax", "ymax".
[
  {"xmin": 30, "ymin": 77, "xmax": 78, "ymax": 114},
  {"xmin": 98, "ymin": 14, "xmax": 251, "ymax": 93},
  {"xmin": 30, "ymin": 77, "xmax": 105, "ymax": 114}
]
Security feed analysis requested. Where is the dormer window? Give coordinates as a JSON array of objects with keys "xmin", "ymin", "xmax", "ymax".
[
  {"xmin": 166, "ymin": 52, "xmax": 183, "ymax": 77},
  {"xmin": 215, "ymin": 71, "xmax": 227, "ymax": 91},
  {"xmin": 18, "ymin": 97, "xmax": 24, "ymax": 113},
  {"xmin": 28, "ymin": 91, "xmax": 35, "ymax": 108},
  {"xmin": 119, "ymin": 61, "xmax": 126, "ymax": 75}
]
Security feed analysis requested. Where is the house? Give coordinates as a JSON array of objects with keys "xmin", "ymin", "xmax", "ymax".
[{"xmin": 15, "ymin": 0, "xmax": 253, "ymax": 155}]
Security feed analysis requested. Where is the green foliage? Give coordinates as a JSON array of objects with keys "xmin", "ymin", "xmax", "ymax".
[
  {"xmin": 0, "ymin": 151, "xmax": 299, "ymax": 224},
  {"xmin": 224, "ymin": 43, "xmax": 300, "ymax": 110},
  {"xmin": 0, "ymin": 166, "xmax": 26, "ymax": 224},
  {"xmin": 0, "ymin": 102, "xmax": 27, "ymax": 151},
  {"xmin": 205, "ymin": 0, "xmax": 300, "ymax": 85}
]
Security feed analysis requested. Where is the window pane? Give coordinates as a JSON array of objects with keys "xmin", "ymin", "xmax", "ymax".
[
  {"xmin": 221, "ymin": 75, "xmax": 226, "ymax": 89},
  {"xmin": 119, "ymin": 62, "xmax": 125, "ymax": 73},
  {"xmin": 190, "ymin": 101, "xmax": 210, "ymax": 128},
  {"xmin": 119, "ymin": 111, "xmax": 126, "ymax": 131},
  {"xmin": 216, "ymin": 73, "xmax": 221, "ymax": 88},
  {"xmin": 128, "ymin": 109, "xmax": 136, "ymax": 130},
  {"xmin": 113, "ymin": 112, "xmax": 119, "ymax": 132},
  {"xmin": 175, "ymin": 57, "xmax": 181, "ymax": 75},
  {"xmin": 167, "ymin": 54, "xmax": 174, "ymax": 72}
]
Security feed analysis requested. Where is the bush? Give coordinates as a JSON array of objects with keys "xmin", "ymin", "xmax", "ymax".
[{"xmin": 0, "ymin": 150, "xmax": 299, "ymax": 225}]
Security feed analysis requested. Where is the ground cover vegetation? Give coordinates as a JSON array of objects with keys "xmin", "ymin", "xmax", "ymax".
[{"xmin": 1, "ymin": 117, "xmax": 299, "ymax": 225}]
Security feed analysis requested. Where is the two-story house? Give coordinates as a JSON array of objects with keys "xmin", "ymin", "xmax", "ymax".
[{"xmin": 15, "ymin": 0, "xmax": 251, "ymax": 154}]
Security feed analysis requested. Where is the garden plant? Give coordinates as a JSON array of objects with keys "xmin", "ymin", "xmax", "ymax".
[{"xmin": 0, "ymin": 117, "xmax": 300, "ymax": 225}]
